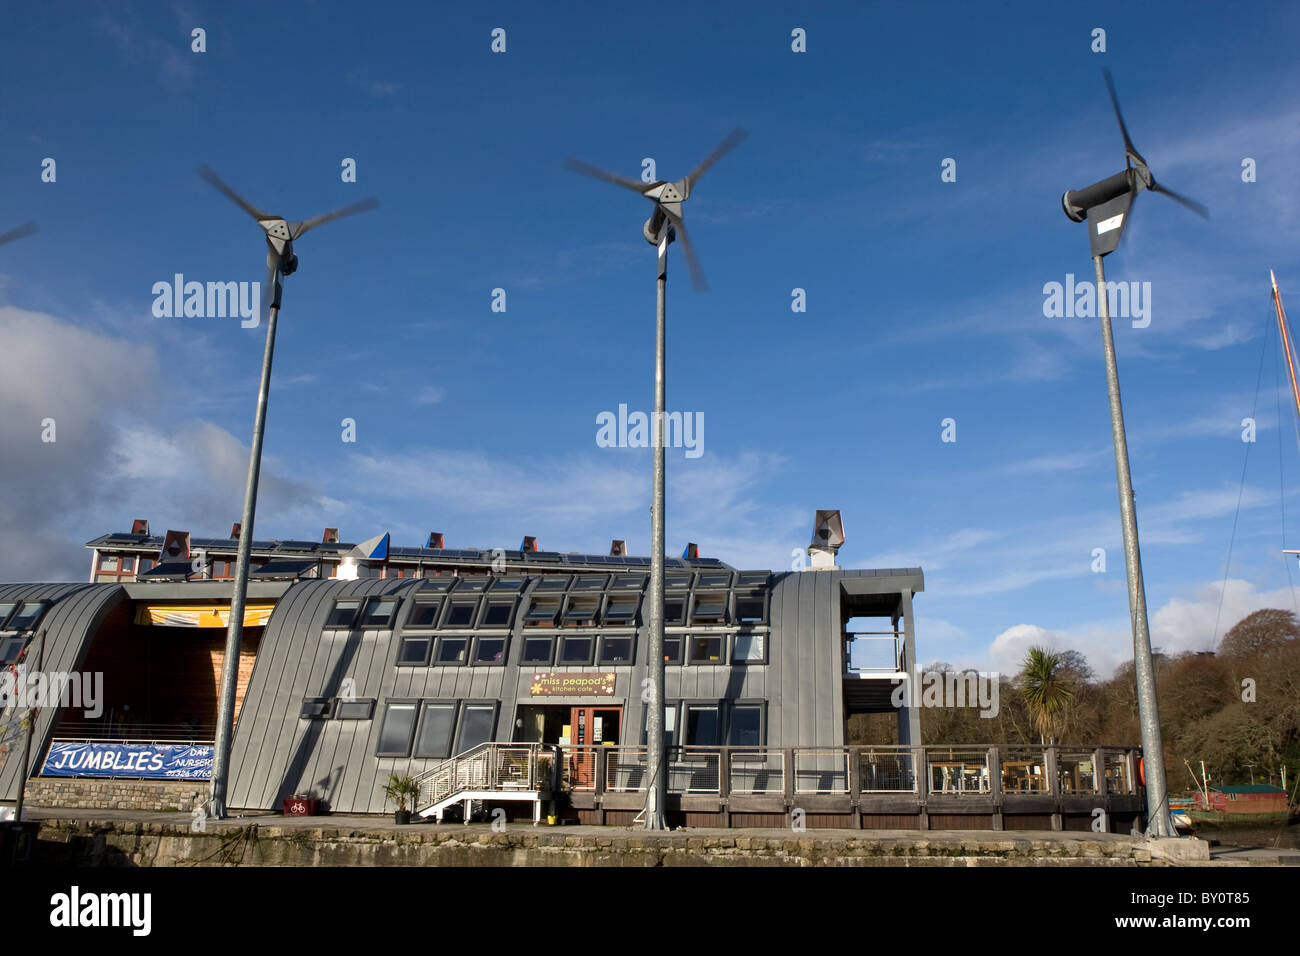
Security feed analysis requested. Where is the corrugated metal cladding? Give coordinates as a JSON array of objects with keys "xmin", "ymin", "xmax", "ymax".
[
  {"xmin": 228, "ymin": 568, "xmax": 923, "ymax": 815},
  {"xmin": 0, "ymin": 583, "xmax": 127, "ymax": 802}
]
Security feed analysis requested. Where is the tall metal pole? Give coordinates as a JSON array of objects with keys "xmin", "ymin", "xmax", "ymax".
[
  {"xmin": 1093, "ymin": 254, "xmax": 1175, "ymax": 837},
  {"xmin": 208, "ymin": 268, "xmax": 281, "ymax": 819},
  {"xmin": 644, "ymin": 226, "xmax": 669, "ymax": 830}
]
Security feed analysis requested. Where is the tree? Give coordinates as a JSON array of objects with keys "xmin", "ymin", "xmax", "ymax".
[
  {"xmin": 1018, "ymin": 647, "xmax": 1075, "ymax": 745},
  {"xmin": 1219, "ymin": 609, "xmax": 1300, "ymax": 660}
]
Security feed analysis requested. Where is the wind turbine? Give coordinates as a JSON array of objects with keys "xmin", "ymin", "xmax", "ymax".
[
  {"xmin": 198, "ymin": 167, "xmax": 377, "ymax": 819},
  {"xmin": 1061, "ymin": 70, "xmax": 1207, "ymax": 838},
  {"xmin": 0, "ymin": 221, "xmax": 37, "ymax": 247},
  {"xmin": 566, "ymin": 127, "xmax": 746, "ymax": 830}
]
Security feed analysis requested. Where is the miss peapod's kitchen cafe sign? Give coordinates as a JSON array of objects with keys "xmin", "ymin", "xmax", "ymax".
[{"xmin": 530, "ymin": 672, "xmax": 616, "ymax": 696}]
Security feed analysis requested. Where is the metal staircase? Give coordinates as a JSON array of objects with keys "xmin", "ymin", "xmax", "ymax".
[{"xmin": 414, "ymin": 742, "xmax": 557, "ymax": 823}]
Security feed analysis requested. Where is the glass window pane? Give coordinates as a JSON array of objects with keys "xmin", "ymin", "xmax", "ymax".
[
  {"xmin": 733, "ymin": 632, "xmax": 764, "ymax": 662},
  {"xmin": 436, "ymin": 638, "xmax": 468, "ymax": 664},
  {"xmin": 664, "ymin": 600, "xmax": 685, "ymax": 624},
  {"xmin": 729, "ymin": 705, "xmax": 762, "ymax": 746},
  {"xmin": 413, "ymin": 703, "xmax": 455, "ymax": 758},
  {"xmin": 482, "ymin": 602, "xmax": 513, "ymax": 627},
  {"xmin": 407, "ymin": 600, "xmax": 441, "ymax": 627},
  {"xmin": 456, "ymin": 705, "xmax": 496, "ymax": 753},
  {"xmin": 0, "ymin": 637, "xmax": 26, "ymax": 664},
  {"xmin": 100, "ymin": 555, "xmax": 120, "ymax": 571},
  {"xmin": 361, "ymin": 597, "xmax": 399, "ymax": 627},
  {"xmin": 559, "ymin": 636, "xmax": 593, "ymax": 663},
  {"xmin": 443, "ymin": 602, "xmax": 477, "ymax": 627},
  {"xmin": 663, "ymin": 635, "xmax": 683, "ymax": 664},
  {"xmin": 336, "ymin": 699, "xmax": 375, "ymax": 719},
  {"xmin": 522, "ymin": 637, "xmax": 553, "ymax": 663},
  {"xmin": 599, "ymin": 636, "xmax": 634, "ymax": 664},
  {"xmin": 300, "ymin": 698, "xmax": 333, "ymax": 719},
  {"xmin": 685, "ymin": 705, "xmax": 720, "ymax": 746},
  {"xmin": 397, "ymin": 637, "xmax": 431, "ymax": 664},
  {"xmin": 735, "ymin": 595, "xmax": 766, "ymax": 622},
  {"xmin": 7, "ymin": 603, "xmax": 48, "ymax": 630},
  {"xmin": 689, "ymin": 635, "xmax": 723, "ymax": 663},
  {"xmin": 378, "ymin": 702, "xmax": 418, "ymax": 754},
  {"xmin": 121, "ymin": 556, "xmax": 136, "ymax": 573},
  {"xmin": 474, "ymin": 638, "xmax": 506, "ymax": 664},
  {"xmin": 326, "ymin": 599, "xmax": 362, "ymax": 628},
  {"xmin": 0, "ymin": 604, "xmax": 18, "ymax": 626}
]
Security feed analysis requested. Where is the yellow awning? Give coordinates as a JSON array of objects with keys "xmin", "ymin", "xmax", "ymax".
[{"xmin": 134, "ymin": 604, "xmax": 275, "ymax": 628}]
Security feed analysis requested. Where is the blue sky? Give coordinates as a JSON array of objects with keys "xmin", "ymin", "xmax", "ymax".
[{"xmin": 4, "ymin": 1, "xmax": 1300, "ymax": 677}]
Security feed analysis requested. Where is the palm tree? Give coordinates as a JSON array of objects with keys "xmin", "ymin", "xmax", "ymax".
[{"xmin": 1019, "ymin": 647, "xmax": 1075, "ymax": 745}]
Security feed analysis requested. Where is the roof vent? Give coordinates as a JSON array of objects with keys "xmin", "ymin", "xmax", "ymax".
[
  {"xmin": 322, "ymin": 528, "xmax": 339, "ymax": 544},
  {"xmin": 808, "ymin": 509, "xmax": 844, "ymax": 570},
  {"xmin": 610, "ymin": 539, "xmax": 627, "ymax": 557},
  {"xmin": 681, "ymin": 543, "xmax": 699, "ymax": 560},
  {"xmin": 426, "ymin": 532, "xmax": 445, "ymax": 549},
  {"xmin": 521, "ymin": 536, "xmax": 539, "ymax": 553},
  {"xmin": 131, "ymin": 518, "xmax": 150, "ymax": 536}
]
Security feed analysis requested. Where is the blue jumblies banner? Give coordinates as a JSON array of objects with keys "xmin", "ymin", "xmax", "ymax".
[{"xmin": 41, "ymin": 742, "xmax": 213, "ymax": 779}]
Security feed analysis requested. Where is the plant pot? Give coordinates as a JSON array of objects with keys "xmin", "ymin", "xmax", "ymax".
[{"xmin": 394, "ymin": 810, "xmax": 412, "ymax": 825}]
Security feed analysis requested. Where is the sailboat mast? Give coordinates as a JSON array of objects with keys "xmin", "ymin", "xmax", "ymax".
[{"xmin": 1270, "ymin": 271, "xmax": 1300, "ymax": 428}]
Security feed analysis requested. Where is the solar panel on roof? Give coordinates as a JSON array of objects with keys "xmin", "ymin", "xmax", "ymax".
[
  {"xmin": 530, "ymin": 552, "xmax": 561, "ymax": 561},
  {"xmin": 141, "ymin": 561, "xmax": 192, "ymax": 578},
  {"xmin": 252, "ymin": 559, "xmax": 316, "ymax": 578}
]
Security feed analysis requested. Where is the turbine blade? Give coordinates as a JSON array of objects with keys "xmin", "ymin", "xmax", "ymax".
[
  {"xmin": 0, "ymin": 220, "xmax": 37, "ymax": 247},
  {"xmin": 1102, "ymin": 69, "xmax": 1147, "ymax": 168},
  {"xmin": 290, "ymin": 197, "xmax": 379, "ymax": 239},
  {"xmin": 665, "ymin": 211, "xmax": 707, "ymax": 292},
  {"xmin": 684, "ymin": 126, "xmax": 748, "ymax": 192},
  {"xmin": 565, "ymin": 157, "xmax": 659, "ymax": 195},
  {"xmin": 198, "ymin": 166, "xmax": 272, "ymax": 221},
  {"xmin": 1151, "ymin": 182, "xmax": 1209, "ymax": 219}
]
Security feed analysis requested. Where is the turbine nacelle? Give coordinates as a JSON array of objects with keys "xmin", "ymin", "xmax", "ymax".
[
  {"xmin": 566, "ymin": 127, "xmax": 747, "ymax": 291},
  {"xmin": 1061, "ymin": 70, "xmax": 1206, "ymax": 257}
]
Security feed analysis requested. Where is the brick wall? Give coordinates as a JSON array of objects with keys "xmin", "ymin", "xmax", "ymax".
[{"xmin": 24, "ymin": 778, "xmax": 207, "ymax": 812}]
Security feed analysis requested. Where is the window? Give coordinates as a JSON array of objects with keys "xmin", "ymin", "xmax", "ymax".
[
  {"xmin": 696, "ymin": 571, "xmax": 732, "ymax": 589},
  {"xmin": 456, "ymin": 576, "xmax": 491, "ymax": 593},
  {"xmin": 396, "ymin": 635, "xmax": 432, "ymax": 666},
  {"xmin": 360, "ymin": 597, "xmax": 400, "ymax": 628},
  {"xmin": 602, "ymin": 594, "xmax": 640, "ymax": 624},
  {"xmin": 689, "ymin": 634, "xmax": 724, "ymax": 664},
  {"xmin": 377, "ymin": 701, "xmax": 420, "ymax": 755},
  {"xmin": 335, "ymin": 698, "xmax": 376, "ymax": 720},
  {"xmin": 405, "ymin": 598, "xmax": 442, "ymax": 628},
  {"xmin": 558, "ymin": 635, "xmax": 594, "ymax": 664},
  {"xmin": 663, "ymin": 635, "xmax": 684, "ymax": 664},
  {"xmin": 435, "ymin": 637, "xmax": 469, "ymax": 665},
  {"xmin": 612, "ymin": 574, "xmax": 647, "ymax": 591},
  {"xmin": 522, "ymin": 636, "xmax": 554, "ymax": 664},
  {"xmin": 489, "ymin": 577, "xmax": 525, "ymax": 593},
  {"xmin": 690, "ymin": 592, "xmax": 728, "ymax": 624},
  {"xmin": 418, "ymin": 577, "xmax": 455, "ymax": 592},
  {"xmin": 533, "ymin": 576, "xmax": 571, "ymax": 592},
  {"xmin": 564, "ymin": 594, "xmax": 600, "ymax": 624},
  {"xmin": 6, "ymin": 602, "xmax": 49, "ymax": 631},
  {"xmin": 100, "ymin": 555, "xmax": 120, "ymax": 571},
  {"xmin": 641, "ymin": 702, "xmax": 678, "ymax": 749},
  {"xmin": 121, "ymin": 556, "xmax": 136, "ymax": 573},
  {"xmin": 684, "ymin": 704, "xmax": 721, "ymax": 746},
  {"xmin": 473, "ymin": 637, "xmax": 507, "ymax": 665},
  {"xmin": 664, "ymin": 572, "xmax": 693, "ymax": 590},
  {"xmin": 737, "ymin": 571, "xmax": 770, "ymax": 588},
  {"xmin": 663, "ymin": 598, "xmax": 687, "ymax": 626},
  {"xmin": 599, "ymin": 635, "xmax": 635, "ymax": 664},
  {"xmin": 0, "ymin": 604, "xmax": 17, "ymax": 628},
  {"xmin": 0, "ymin": 636, "xmax": 25, "ymax": 664},
  {"xmin": 733, "ymin": 632, "xmax": 766, "ymax": 663},
  {"xmin": 479, "ymin": 600, "xmax": 516, "ymax": 628},
  {"xmin": 412, "ymin": 702, "xmax": 455, "ymax": 758},
  {"xmin": 325, "ymin": 599, "xmax": 363, "ymax": 629},
  {"xmin": 442, "ymin": 600, "xmax": 479, "ymax": 628},
  {"xmin": 524, "ymin": 597, "xmax": 561, "ymax": 626},
  {"xmin": 728, "ymin": 703, "xmax": 765, "ymax": 746},
  {"xmin": 734, "ymin": 591, "xmax": 768, "ymax": 624},
  {"xmin": 455, "ymin": 703, "xmax": 497, "ymax": 754},
  {"xmin": 301, "ymin": 698, "xmax": 333, "ymax": 719},
  {"xmin": 572, "ymin": 574, "xmax": 608, "ymax": 591}
]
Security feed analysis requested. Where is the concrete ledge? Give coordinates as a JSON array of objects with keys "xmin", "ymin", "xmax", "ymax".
[{"xmin": 1145, "ymin": 837, "xmax": 1211, "ymax": 863}]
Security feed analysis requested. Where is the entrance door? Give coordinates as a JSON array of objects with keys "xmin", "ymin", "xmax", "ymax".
[{"xmin": 568, "ymin": 705, "xmax": 621, "ymax": 788}]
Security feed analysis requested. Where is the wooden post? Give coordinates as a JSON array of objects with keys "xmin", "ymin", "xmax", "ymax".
[
  {"xmin": 989, "ymin": 746, "xmax": 1003, "ymax": 831},
  {"xmin": 1046, "ymin": 746, "xmax": 1061, "ymax": 831}
]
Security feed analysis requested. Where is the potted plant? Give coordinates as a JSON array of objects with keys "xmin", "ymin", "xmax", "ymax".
[{"xmin": 384, "ymin": 773, "xmax": 419, "ymax": 825}]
